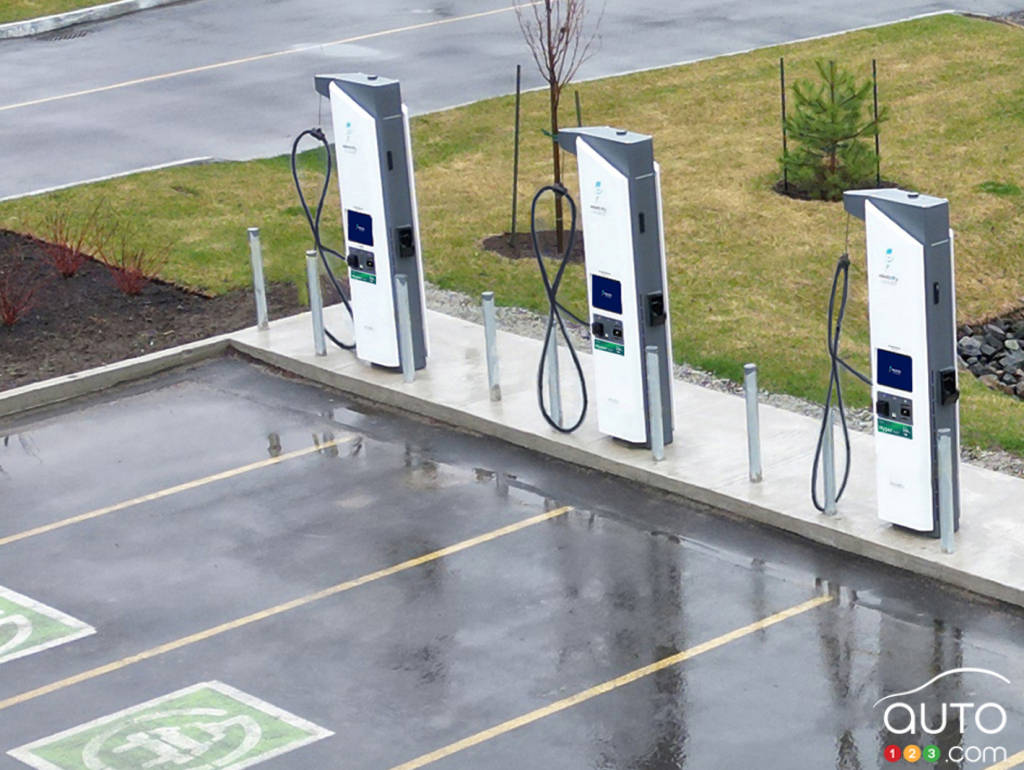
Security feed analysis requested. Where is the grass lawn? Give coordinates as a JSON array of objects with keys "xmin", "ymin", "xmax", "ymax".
[
  {"xmin": 0, "ymin": 0, "xmax": 105, "ymax": 23},
  {"xmin": 2, "ymin": 13, "xmax": 1024, "ymax": 453}
]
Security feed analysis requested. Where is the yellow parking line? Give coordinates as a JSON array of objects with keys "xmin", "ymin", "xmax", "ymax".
[
  {"xmin": 0, "ymin": 436, "xmax": 352, "ymax": 547},
  {"xmin": 0, "ymin": 505, "xmax": 573, "ymax": 712},
  {"xmin": 0, "ymin": 3, "xmax": 538, "ymax": 113},
  {"xmin": 392, "ymin": 594, "xmax": 835, "ymax": 769},
  {"xmin": 987, "ymin": 750, "xmax": 1024, "ymax": 769}
]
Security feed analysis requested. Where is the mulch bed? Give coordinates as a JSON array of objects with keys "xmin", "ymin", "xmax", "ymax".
[
  {"xmin": 481, "ymin": 230, "xmax": 585, "ymax": 264},
  {"xmin": 0, "ymin": 230, "xmax": 307, "ymax": 391}
]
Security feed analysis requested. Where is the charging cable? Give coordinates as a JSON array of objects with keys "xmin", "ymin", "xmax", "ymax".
[
  {"xmin": 530, "ymin": 184, "xmax": 589, "ymax": 432},
  {"xmin": 290, "ymin": 128, "xmax": 355, "ymax": 350},
  {"xmin": 811, "ymin": 241, "xmax": 872, "ymax": 512}
]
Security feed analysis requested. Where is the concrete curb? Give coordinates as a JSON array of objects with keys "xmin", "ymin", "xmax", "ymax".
[
  {"xmin": 0, "ymin": 0, "xmax": 181, "ymax": 39},
  {"xmin": 4, "ymin": 313, "xmax": 1024, "ymax": 611},
  {"xmin": 0, "ymin": 334, "xmax": 229, "ymax": 419}
]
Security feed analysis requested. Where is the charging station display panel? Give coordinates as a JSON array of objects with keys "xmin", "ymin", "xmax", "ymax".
[
  {"xmin": 865, "ymin": 201, "xmax": 933, "ymax": 531},
  {"xmin": 591, "ymin": 275, "xmax": 623, "ymax": 315},
  {"xmin": 346, "ymin": 211, "xmax": 374, "ymax": 247},
  {"xmin": 329, "ymin": 83, "xmax": 398, "ymax": 367},
  {"xmin": 576, "ymin": 139, "xmax": 646, "ymax": 444},
  {"xmin": 876, "ymin": 349, "xmax": 912, "ymax": 393}
]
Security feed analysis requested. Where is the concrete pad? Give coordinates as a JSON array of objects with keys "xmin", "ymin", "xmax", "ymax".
[{"xmin": 225, "ymin": 307, "xmax": 1024, "ymax": 609}]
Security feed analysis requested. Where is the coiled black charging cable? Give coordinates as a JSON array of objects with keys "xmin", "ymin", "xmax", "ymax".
[
  {"xmin": 530, "ymin": 184, "xmax": 589, "ymax": 432},
  {"xmin": 290, "ymin": 127, "xmax": 355, "ymax": 350},
  {"xmin": 811, "ymin": 234, "xmax": 872, "ymax": 512}
]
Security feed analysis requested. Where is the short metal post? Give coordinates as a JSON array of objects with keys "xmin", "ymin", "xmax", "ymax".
[
  {"xmin": 546, "ymin": 327, "xmax": 562, "ymax": 426},
  {"xmin": 744, "ymin": 363, "xmax": 763, "ymax": 482},
  {"xmin": 823, "ymin": 406, "xmax": 837, "ymax": 515},
  {"xmin": 482, "ymin": 291, "xmax": 501, "ymax": 401},
  {"xmin": 646, "ymin": 346, "xmax": 665, "ymax": 462},
  {"xmin": 938, "ymin": 429, "xmax": 956, "ymax": 554},
  {"xmin": 248, "ymin": 227, "xmax": 268, "ymax": 330},
  {"xmin": 395, "ymin": 273, "xmax": 415, "ymax": 383},
  {"xmin": 305, "ymin": 250, "xmax": 326, "ymax": 356}
]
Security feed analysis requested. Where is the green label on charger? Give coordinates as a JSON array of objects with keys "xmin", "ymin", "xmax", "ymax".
[
  {"xmin": 878, "ymin": 418, "xmax": 912, "ymax": 439},
  {"xmin": 594, "ymin": 339, "xmax": 625, "ymax": 356},
  {"xmin": 350, "ymin": 269, "xmax": 376, "ymax": 284}
]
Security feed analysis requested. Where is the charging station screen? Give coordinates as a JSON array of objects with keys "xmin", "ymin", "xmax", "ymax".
[
  {"xmin": 877, "ymin": 349, "xmax": 913, "ymax": 393},
  {"xmin": 591, "ymin": 275, "xmax": 622, "ymax": 315},
  {"xmin": 347, "ymin": 210, "xmax": 374, "ymax": 247}
]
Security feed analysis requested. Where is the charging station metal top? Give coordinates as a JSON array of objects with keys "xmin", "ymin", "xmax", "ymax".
[
  {"xmin": 557, "ymin": 126, "xmax": 674, "ymax": 447},
  {"xmin": 314, "ymin": 73, "xmax": 428, "ymax": 370},
  {"xmin": 844, "ymin": 188, "xmax": 960, "ymax": 535}
]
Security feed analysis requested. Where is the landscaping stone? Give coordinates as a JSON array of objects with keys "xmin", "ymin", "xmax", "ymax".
[
  {"xmin": 1006, "ymin": 338, "xmax": 1021, "ymax": 351},
  {"xmin": 959, "ymin": 307, "xmax": 1024, "ymax": 401}
]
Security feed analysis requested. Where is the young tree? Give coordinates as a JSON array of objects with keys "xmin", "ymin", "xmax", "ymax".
[
  {"xmin": 516, "ymin": 0, "xmax": 601, "ymax": 248},
  {"xmin": 781, "ymin": 60, "xmax": 887, "ymax": 201}
]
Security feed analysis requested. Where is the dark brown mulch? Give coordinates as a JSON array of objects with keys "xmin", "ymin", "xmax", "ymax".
[
  {"xmin": 772, "ymin": 178, "xmax": 901, "ymax": 201},
  {"xmin": 481, "ymin": 230, "xmax": 586, "ymax": 264},
  {"xmin": 0, "ymin": 230, "xmax": 308, "ymax": 392}
]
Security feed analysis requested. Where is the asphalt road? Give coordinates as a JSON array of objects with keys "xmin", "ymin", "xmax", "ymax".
[
  {"xmin": 0, "ymin": 0, "xmax": 1021, "ymax": 199},
  {"xmin": 0, "ymin": 357, "xmax": 1023, "ymax": 769}
]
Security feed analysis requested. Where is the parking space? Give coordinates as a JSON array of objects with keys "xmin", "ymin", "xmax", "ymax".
[{"xmin": 1, "ymin": 356, "xmax": 1023, "ymax": 769}]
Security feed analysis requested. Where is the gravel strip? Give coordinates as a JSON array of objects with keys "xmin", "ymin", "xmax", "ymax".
[{"xmin": 424, "ymin": 283, "xmax": 1024, "ymax": 479}]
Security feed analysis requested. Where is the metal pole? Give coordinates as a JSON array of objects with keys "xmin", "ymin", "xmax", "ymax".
[
  {"xmin": 646, "ymin": 346, "xmax": 665, "ymax": 461},
  {"xmin": 872, "ymin": 59, "xmax": 881, "ymax": 187},
  {"xmin": 574, "ymin": 90, "xmax": 582, "ymax": 127},
  {"xmin": 822, "ymin": 406, "xmax": 837, "ymax": 515},
  {"xmin": 482, "ymin": 291, "xmax": 501, "ymax": 401},
  {"xmin": 938, "ymin": 429, "xmax": 956, "ymax": 554},
  {"xmin": 780, "ymin": 57, "xmax": 789, "ymax": 194},
  {"xmin": 305, "ymin": 250, "xmax": 326, "ymax": 357},
  {"xmin": 744, "ymin": 363, "xmax": 763, "ymax": 482},
  {"xmin": 546, "ymin": 326, "xmax": 562, "ymax": 427},
  {"xmin": 395, "ymin": 273, "xmax": 415, "ymax": 383},
  {"xmin": 509, "ymin": 64, "xmax": 522, "ymax": 249},
  {"xmin": 248, "ymin": 227, "xmax": 269, "ymax": 330}
]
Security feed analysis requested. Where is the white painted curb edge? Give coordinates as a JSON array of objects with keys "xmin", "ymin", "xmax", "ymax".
[{"xmin": 0, "ymin": 0, "xmax": 181, "ymax": 40}]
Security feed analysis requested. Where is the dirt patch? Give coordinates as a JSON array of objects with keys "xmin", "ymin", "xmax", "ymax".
[
  {"xmin": 0, "ymin": 230, "xmax": 309, "ymax": 391},
  {"xmin": 481, "ymin": 230, "xmax": 585, "ymax": 264}
]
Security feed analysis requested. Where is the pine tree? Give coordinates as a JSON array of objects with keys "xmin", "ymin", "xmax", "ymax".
[{"xmin": 781, "ymin": 60, "xmax": 887, "ymax": 201}]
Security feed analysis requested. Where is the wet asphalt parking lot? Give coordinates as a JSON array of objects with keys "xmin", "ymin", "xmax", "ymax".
[{"xmin": 0, "ymin": 356, "xmax": 1023, "ymax": 769}]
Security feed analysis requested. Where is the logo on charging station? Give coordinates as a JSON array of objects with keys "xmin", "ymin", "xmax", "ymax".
[
  {"xmin": 880, "ymin": 247, "xmax": 899, "ymax": 285},
  {"xmin": 590, "ymin": 180, "xmax": 607, "ymax": 216},
  {"xmin": 342, "ymin": 121, "xmax": 356, "ymax": 154},
  {"xmin": 875, "ymin": 668, "xmax": 1012, "ymax": 764}
]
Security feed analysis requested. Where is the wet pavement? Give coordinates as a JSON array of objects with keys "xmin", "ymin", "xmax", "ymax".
[{"xmin": 0, "ymin": 355, "xmax": 1022, "ymax": 769}]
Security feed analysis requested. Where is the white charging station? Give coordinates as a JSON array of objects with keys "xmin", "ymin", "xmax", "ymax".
[
  {"xmin": 844, "ymin": 189, "xmax": 961, "ymax": 535},
  {"xmin": 556, "ymin": 127, "xmax": 674, "ymax": 447},
  {"xmin": 314, "ymin": 73, "xmax": 428, "ymax": 370}
]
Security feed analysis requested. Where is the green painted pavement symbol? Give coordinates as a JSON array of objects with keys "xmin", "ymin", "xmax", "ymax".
[
  {"xmin": 0, "ymin": 586, "xmax": 94, "ymax": 665},
  {"xmin": 9, "ymin": 681, "xmax": 333, "ymax": 770}
]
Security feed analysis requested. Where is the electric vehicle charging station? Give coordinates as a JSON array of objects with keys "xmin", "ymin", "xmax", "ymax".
[
  {"xmin": 844, "ymin": 188, "xmax": 961, "ymax": 536},
  {"xmin": 313, "ymin": 73, "xmax": 428, "ymax": 370},
  {"xmin": 556, "ymin": 126, "xmax": 674, "ymax": 447}
]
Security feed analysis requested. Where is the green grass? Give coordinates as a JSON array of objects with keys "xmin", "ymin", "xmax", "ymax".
[
  {"xmin": 0, "ymin": 0, "xmax": 104, "ymax": 23},
  {"xmin": 3, "ymin": 13, "xmax": 1024, "ymax": 454}
]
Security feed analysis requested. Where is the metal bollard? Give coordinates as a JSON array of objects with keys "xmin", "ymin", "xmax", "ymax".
[
  {"xmin": 645, "ymin": 346, "xmax": 665, "ymax": 462},
  {"xmin": 305, "ymin": 250, "xmax": 326, "ymax": 356},
  {"xmin": 395, "ymin": 274, "xmax": 415, "ymax": 383},
  {"xmin": 482, "ymin": 292, "xmax": 501, "ymax": 401},
  {"xmin": 248, "ymin": 227, "xmax": 269, "ymax": 330},
  {"xmin": 938, "ymin": 429, "xmax": 956, "ymax": 554},
  {"xmin": 546, "ymin": 326, "xmax": 562, "ymax": 426},
  {"xmin": 822, "ymin": 406, "xmax": 837, "ymax": 515},
  {"xmin": 744, "ymin": 363, "xmax": 763, "ymax": 482}
]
